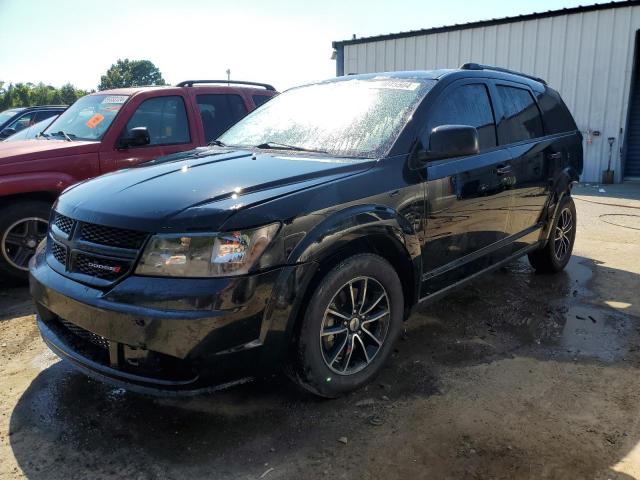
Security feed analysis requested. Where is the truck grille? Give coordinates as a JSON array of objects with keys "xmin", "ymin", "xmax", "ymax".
[
  {"xmin": 53, "ymin": 213, "xmax": 74, "ymax": 236},
  {"xmin": 47, "ymin": 211, "xmax": 149, "ymax": 286},
  {"xmin": 74, "ymin": 253, "xmax": 131, "ymax": 281},
  {"xmin": 80, "ymin": 223, "xmax": 148, "ymax": 249},
  {"xmin": 51, "ymin": 241, "xmax": 67, "ymax": 266}
]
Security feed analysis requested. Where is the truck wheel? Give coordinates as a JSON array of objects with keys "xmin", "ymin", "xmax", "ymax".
[
  {"xmin": 528, "ymin": 195, "xmax": 576, "ymax": 274},
  {"xmin": 0, "ymin": 201, "xmax": 51, "ymax": 281},
  {"xmin": 293, "ymin": 253, "xmax": 404, "ymax": 397}
]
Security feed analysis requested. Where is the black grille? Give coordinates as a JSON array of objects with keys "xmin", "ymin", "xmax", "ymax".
[
  {"xmin": 73, "ymin": 253, "xmax": 130, "ymax": 280},
  {"xmin": 80, "ymin": 223, "xmax": 148, "ymax": 249},
  {"xmin": 51, "ymin": 242, "xmax": 67, "ymax": 265},
  {"xmin": 53, "ymin": 213, "xmax": 74, "ymax": 235},
  {"xmin": 59, "ymin": 318, "xmax": 110, "ymax": 351}
]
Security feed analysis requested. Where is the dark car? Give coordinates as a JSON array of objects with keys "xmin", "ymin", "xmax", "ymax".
[
  {"xmin": 30, "ymin": 64, "xmax": 582, "ymax": 397},
  {"xmin": 0, "ymin": 105, "xmax": 66, "ymax": 140},
  {"xmin": 3, "ymin": 115, "xmax": 59, "ymax": 141}
]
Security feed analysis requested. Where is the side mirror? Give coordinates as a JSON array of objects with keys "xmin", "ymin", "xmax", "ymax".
[
  {"xmin": 417, "ymin": 125, "xmax": 479, "ymax": 163},
  {"xmin": 117, "ymin": 127, "xmax": 150, "ymax": 149}
]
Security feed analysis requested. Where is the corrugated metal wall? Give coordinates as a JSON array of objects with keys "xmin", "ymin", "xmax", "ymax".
[{"xmin": 342, "ymin": 5, "xmax": 640, "ymax": 182}]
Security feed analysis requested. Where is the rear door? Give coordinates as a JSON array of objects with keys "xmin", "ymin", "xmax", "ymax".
[
  {"xmin": 102, "ymin": 94, "xmax": 199, "ymax": 171},
  {"xmin": 421, "ymin": 80, "xmax": 513, "ymax": 296},
  {"xmin": 490, "ymin": 81, "xmax": 563, "ymax": 250}
]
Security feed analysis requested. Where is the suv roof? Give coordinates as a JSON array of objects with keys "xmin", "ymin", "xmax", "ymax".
[
  {"xmin": 335, "ymin": 64, "xmax": 547, "ymax": 90},
  {"xmin": 97, "ymin": 80, "xmax": 277, "ymax": 97}
]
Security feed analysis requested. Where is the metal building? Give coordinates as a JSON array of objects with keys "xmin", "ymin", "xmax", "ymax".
[{"xmin": 332, "ymin": 1, "xmax": 640, "ymax": 182}]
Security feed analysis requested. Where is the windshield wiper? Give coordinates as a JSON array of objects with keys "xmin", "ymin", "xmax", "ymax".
[
  {"xmin": 36, "ymin": 131, "xmax": 50, "ymax": 139},
  {"xmin": 208, "ymin": 139, "xmax": 227, "ymax": 147},
  {"xmin": 51, "ymin": 130, "xmax": 74, "ymax": 141},
  {"xmin": 254, "ymin": 141, "xmax": 328, "ymax": 154}
]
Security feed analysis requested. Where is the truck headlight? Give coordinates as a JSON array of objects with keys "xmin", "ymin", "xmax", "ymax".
[{"xmin": 135, "ymin": 223, "xmax": 280, "ymax": 277}]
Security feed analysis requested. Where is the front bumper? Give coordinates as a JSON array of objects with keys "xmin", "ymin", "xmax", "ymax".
[{"xmin": 30, "ymin": 247, "xmax": 317, "ymax": 394}]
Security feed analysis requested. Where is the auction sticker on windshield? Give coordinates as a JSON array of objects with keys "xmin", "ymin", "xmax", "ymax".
[
  {"xmin": 101, "ymin": 95, "xmax": 128, "ymax": 104},
  {"xmin": 368, "ymin": 80, "xmax": 420, "ymax": 90},
  {"xmin": 86, "ymin": 113, "xmax": 105, "ymax": 129}
]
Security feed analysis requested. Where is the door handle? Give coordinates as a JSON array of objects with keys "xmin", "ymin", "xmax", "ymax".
[
  {"xmin": 548, "ymin": 152, "xmax": 562, "ymax": 160},
  {"xmin": 495, "ymin": 164, "xmax": 512, "ymax": 175}
]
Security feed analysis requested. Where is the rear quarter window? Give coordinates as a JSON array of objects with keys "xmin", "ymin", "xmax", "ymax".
[
  {"xmin": 252, "ymin": 95, "xmax": 272, "ymax": 107},
  {"xmin": 536, "ymin": 89, "xmax": 578, "ymax": 134},
  {"xmin": 496, "ymin": 85, "xmax": 544, "ymax": 144}
]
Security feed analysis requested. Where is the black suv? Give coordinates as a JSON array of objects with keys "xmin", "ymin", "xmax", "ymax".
[
  {"xmin": 30, "ymin": 65, "xmax": 582, "ymax": 397},
  {"xmin": 0, "ymin": 105, "xmax": 67, "ymax": 139}
]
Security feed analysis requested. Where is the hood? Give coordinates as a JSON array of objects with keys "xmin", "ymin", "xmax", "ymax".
[
  {"xmin": 56, "ymin": 148, "xmax": 375, "ymax": 232},
  {"xmin": 0, "ymin": 139, "xmax": 100, "ymax": 165}
]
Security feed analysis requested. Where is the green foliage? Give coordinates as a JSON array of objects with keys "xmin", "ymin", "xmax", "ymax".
[
  {"xmin": 0, "ymin": 81, "xmax": 88, "ymax": 109},
  {"xmin": 98, "ymin": 59, "xmax": 166, "ymax": 90}
]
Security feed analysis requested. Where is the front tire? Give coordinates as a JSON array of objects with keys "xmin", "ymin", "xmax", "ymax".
[
  {"xmin": 0, "ymin": 201, "xmax": 51, "ymax": 281},
  {"xmin": 528, "ymin": 195, "xmax": 576, "ymax": 274},
  {"xmin": 293, "ymin": 254, "xmax": 404, "ymax": 397}
]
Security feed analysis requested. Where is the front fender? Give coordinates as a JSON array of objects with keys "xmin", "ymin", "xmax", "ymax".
[
  {"xmin": 0, "ymin": 171, "xmax": 79, "ymax": 197},
  {"xmin": 290, "ymin": 204, "xmax": 420, "ymax": 264}
]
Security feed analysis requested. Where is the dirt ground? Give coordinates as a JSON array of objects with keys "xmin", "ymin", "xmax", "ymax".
[{"xmin": 1, "ymin": 183, "xmax": 640, "ymax": 480}]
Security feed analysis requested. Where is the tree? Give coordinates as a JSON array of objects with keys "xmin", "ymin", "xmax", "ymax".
[
  {"xmin": 59, "ymin": 83, "xmax": 80, "ymax": 105},
  {"xmin": 98, "ymin": 59, "xmax": 166, "ymax": 90},
  {"xmin": 0, "ymin": 82, "xmax": 87, "ymax": 109}
]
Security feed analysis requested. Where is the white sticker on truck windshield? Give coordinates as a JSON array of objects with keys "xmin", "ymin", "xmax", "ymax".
[
  {"xmin": 368, "ymin": 80, "xmax": 420, "ymax": 91},
  {"xmin": 101, "ymin": 95, "xmax": 128, "ymax": 104}
]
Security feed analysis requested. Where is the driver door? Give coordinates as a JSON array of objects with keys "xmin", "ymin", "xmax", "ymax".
[
  {"xmin": 419, "ymin": 80, "xmax": 514, "ymax": 296},
  {"xmin": 100, "ymin": 94, "xmax": 197, "ymax": 173}
]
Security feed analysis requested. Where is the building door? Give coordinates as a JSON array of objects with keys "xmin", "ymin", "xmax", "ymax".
[{"xmin": 625, "ymin": 31, "xmax": 640, "ymax": 180}]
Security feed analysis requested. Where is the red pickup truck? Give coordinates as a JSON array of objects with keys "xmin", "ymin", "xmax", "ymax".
[{"xmin": 0, "ymin": 80, "xmax": 277, "ymax": 279}]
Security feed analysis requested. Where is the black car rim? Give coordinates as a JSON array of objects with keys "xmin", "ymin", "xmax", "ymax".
[
  {"xmin": 1, "ymin": 217, "xmax": 48, "ymax": 271},
  {"xmin": 319, "ymin": 276, "xmax": 390, "ymax": 375},
  {"xmin": 554, "ymin": 208, "xmax": 573, "ymax": 261}
]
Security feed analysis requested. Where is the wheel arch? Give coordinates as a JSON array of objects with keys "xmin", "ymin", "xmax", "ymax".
[{"xmin": 288, "ymin": 204, "xmax": 422, "ymax": 324}]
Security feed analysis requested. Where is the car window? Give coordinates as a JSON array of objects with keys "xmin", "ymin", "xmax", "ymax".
[
  {"xmin": 496, "ymin": 85, "xmax": 544, "ymax": 143},
  {"xmin": 252, "ymin": 95, "xmax": 272, "ymax": 107},
  {"xmin": 0, "ymin": 109, "xmax": 23, "ymax": 125},
  {"xmin": 34, "ymin": 110, "xmax": 61, "ymax": 123},
  {"xmin": 125, "ymin": 96, "xmax": 190, "ymax": 146},
  {"xmin": 196, "ymin": 94, "xmax": 248, "ymax": 143},
  {"xmin": 427, "ymin": 84, "xmax": 497, "ymax": 150},
  {"xmin": 536, "ymin": 89, "xmax": 577, "ymax": 135},
  {"xmin": 7, "ymin": 112, "xmax": 37, "ymax": 133}
]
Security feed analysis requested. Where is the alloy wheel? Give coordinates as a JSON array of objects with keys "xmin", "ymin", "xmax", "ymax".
[
  {"xmin": 1, "ymin": 217, "xmax": 48, "ymax": 271},
  {"xmin": 553, "ymin": 208, "xmax": 573, "ymax": 261},
  {"xmin": 319, "ymin": 276, "xmax": 390, "ymax": 375}
]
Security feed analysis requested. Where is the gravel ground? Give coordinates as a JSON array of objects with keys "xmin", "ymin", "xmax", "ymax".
[{"xmin": 1, "ymin": 182, "xmax": 639, "ymax": 480}]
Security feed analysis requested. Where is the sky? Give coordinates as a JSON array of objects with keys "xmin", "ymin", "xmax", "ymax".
[{"xmin": 0, "ymin": 0, "xmax": 592, "ymax": 91}]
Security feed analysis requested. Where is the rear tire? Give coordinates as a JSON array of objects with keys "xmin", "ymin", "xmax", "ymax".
[
  {"xmin": 0, "ymin": 201, "xmax": 51, "ymax": 281},
  {"xmin": 292, "ymin": 253, "xmax": 404, "ymax": 398},
  {"xmin": 528, "ymin": 195, "xmax": 576, "ymax": 274}
]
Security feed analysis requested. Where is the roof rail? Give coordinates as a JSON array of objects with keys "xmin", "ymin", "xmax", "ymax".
[
  {"xmin": 176, "ymin": 80, "xmax": 276, "ymax": 91},
  {"xmin": 460, "ymin": 63, "xmax": 547, "ymax": 85}
]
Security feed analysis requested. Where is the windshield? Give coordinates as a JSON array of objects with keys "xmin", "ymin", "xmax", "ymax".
[
  {"xmin": 44, "ymin": 94, "xmax": 129, "ymax": 141},
  {"xmin": 0, "ymin": 109, "xmax": 23, "ymax": 125},
  {"xmin": 219, "ymin": 78, "xmax": 436, "ymax": 158}
]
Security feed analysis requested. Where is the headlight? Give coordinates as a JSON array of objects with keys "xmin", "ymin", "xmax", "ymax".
[{"xmin": 135, "ymin": 223, "xmax": 280, "ymax": 278}]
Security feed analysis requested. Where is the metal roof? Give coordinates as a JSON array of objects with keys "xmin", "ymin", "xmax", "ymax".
[{"xmin": 332, "ymin": 0, "xmax": 640, "ymax": 47}]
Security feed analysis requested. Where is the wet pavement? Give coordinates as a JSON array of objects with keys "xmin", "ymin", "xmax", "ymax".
[{"xmin": 1, "ymin": 183, "xmax": 640, "ymax": 479}]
